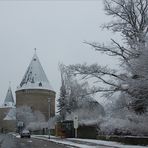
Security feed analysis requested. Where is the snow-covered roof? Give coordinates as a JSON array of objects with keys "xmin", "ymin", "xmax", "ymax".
[
  {"xmin": 17, "ymin": 52, "xmax": 53, "ymax": 91},
  {"xmin": 3, "ymin": 86, "xmax": 15, "ymax": 107},
  {"xmin": 3, "ymin": 108, "xmax": 16, "ymax": 120}
]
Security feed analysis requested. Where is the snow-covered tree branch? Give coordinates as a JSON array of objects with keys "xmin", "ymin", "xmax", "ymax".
[
  {"xmin": 57, "ymin": 64, "xmax": 104, "ymax": 121},
  {"xmin": 68, "ymin": 0, "xmax": 148, "ymax": 113}
]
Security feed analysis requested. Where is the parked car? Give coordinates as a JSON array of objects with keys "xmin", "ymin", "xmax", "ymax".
[{"xmin": 20, "ymin": 129, "xmax": 31, "ymax": 138}]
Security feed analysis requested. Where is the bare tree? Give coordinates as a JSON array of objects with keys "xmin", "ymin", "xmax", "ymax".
[{"xmin": 68, "ymin": 0, "xmax": 148, "ymax": 113}]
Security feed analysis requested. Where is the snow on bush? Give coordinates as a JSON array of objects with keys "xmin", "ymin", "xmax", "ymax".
[
  {"xmin": 99, "ymin": 110, "xmax": 148, "ymax": 136},
  {"xmin": 16, "ymin": 105, "xmax": 46, "ymax": 129},
  {"xmin": 4, "ymin": 108, "xmax": 16, "ymax": 120},
  {"xmin": 66, "ymin": 103, "xmax": 104, "ymax": 126},
  {"xmin": 26, "ymin": 122, "xmax": 48, "ymax": 131},
  {"xmin": 16, "ymin": 106, "xmax": 35, "ymax": 126}
]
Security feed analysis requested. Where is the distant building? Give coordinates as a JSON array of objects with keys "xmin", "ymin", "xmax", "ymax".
[
  {"xmin": 3, "ymin": 86, "xmax": 15, "ymax": 107},
  {"xmin": 15, "ymin": 52, "xmax": 56, "ymax": 121},
  {"xmin": 0, "ymin": 86, "xmax": 16, "ymax": 133}
]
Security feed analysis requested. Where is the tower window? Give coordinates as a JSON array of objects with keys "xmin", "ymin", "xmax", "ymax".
[{"xmin": 39, "ymin": 82, "xmax": 42, "ymax": 87}]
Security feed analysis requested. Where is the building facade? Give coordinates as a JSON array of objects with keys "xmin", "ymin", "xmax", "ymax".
[{"xmin": 16, "ymin": 52, "xmax": 56, "ymax": 121}]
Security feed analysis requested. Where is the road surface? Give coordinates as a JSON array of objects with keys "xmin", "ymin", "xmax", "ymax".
[
  {"xmin": 0, "ymin": 134, "xmax": 74, "ymax": 148},
  {"xmin": 0, "ymin": 134, "xmax": 118, "ymax": 148}
]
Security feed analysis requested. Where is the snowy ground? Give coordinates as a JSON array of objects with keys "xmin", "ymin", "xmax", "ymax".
[
  {"xmin": 0, "ymin": 134, "xmax": 4, "ymax": 145},
  {"xmin": 0, "ymin": 134, "xmax": 16, "ymax": 148},
  {"xmin": 32, "ymin": 135, "xmax": 148, "ymax": 148}
]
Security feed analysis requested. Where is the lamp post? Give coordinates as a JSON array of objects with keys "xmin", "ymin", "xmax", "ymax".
[{"xmin": 48, "ymin": 98, "xmax": 51, "ymax": 139}]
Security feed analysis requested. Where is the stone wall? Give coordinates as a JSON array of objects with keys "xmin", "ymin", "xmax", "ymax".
[
  {"xmin": 0, "ymin": 107, "xmax": 16, "ymax": 133},
  {"xmin": 16, "ymin": 89, "xmax": 56, "ymax": 121},
  {"xmin": 2, "ymin": 120, "xmax": 16, "ymax": 133}
]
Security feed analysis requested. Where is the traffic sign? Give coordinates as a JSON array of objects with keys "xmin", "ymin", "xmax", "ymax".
[{"xmin": 73, "ymin": 115, "xmax": 78, "ymax": 129}]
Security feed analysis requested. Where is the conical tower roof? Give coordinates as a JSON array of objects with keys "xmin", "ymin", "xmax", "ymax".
[
  {"xmin": 4, "ymin": 86, "xmax": 15, "ymax": 106},
  {"xmin": 17, "ymin": 52, "xmax": 53, "ymax": 91}
]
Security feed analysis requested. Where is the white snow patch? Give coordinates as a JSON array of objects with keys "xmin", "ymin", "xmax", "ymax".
[
  {"xmin": 17, "ymin": 82, "xmax": 53, "ymax": 91},
  {"xmin": 16, "ymin": 135, "xmax": 20, "ymax": 138},
  {"xmin": 0, "ymin": 106, "xmax": 15, "ymax": 109},
  {"xmin": 33, "ymin": 136, "xmax": 97, "ymax": 148},
  {"xmin": 27, "ymin": 140, "xmax": 32, "ymax": 143},
  {"xmin": 50, "ymin": 139, "xmax": 97, "ymax": 148},
  {"xmin": 68, "ymin": 138, "xmax": 148, "ymax": 148},
  {"xmin": 32, "ymin": 135, "xmax": 148, "ymax": 148},
  {"xmin": 3, "ymin": 108, "xmax": 16, "ymax": 120}
]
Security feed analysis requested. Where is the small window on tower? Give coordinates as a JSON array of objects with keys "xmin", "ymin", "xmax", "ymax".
[
  {"xmin": 39, "ymin": 82, "xmax": 42, "ymax": 87},
  {"xmin": 34, "ymin": 58, "xmax": 36, "ymax": 61}
]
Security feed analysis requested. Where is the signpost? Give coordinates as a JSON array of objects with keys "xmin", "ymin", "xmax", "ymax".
[{"xmin": 73, "ymin": 115, "xmax": 78, "ymax": 138}]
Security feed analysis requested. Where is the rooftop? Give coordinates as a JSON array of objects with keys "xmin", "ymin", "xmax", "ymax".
[
  {"xmin": 17, "ymin": 51, "xmax": 53, "ymax": 91},
  {"xmin": 3, "ymin": 86, "xmax": 15, "ymax": 107}
]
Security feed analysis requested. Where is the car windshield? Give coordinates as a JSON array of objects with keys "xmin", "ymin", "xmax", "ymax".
[{"xmin": 22, "ymin": 130, "xmax": 29, "ymax": 133}]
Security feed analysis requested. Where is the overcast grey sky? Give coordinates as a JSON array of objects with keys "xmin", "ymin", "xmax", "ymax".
[{"xmin": 0, "ymin": 1, "xmax": 120, "ymax": 105}]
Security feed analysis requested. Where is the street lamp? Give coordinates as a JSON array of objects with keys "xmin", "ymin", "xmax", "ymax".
[
  {"xmin": 48, "ymin": 98, "xmax": 51, "ymax": 139},
  {"xmin": 48, "ymin": 98, "xmax": 51, "ymax": 117}
]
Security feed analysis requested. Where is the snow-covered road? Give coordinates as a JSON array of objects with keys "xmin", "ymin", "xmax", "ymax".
[{"xmin": 0, "ymin": 134, "xmax": 16, "ymax": 148}]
